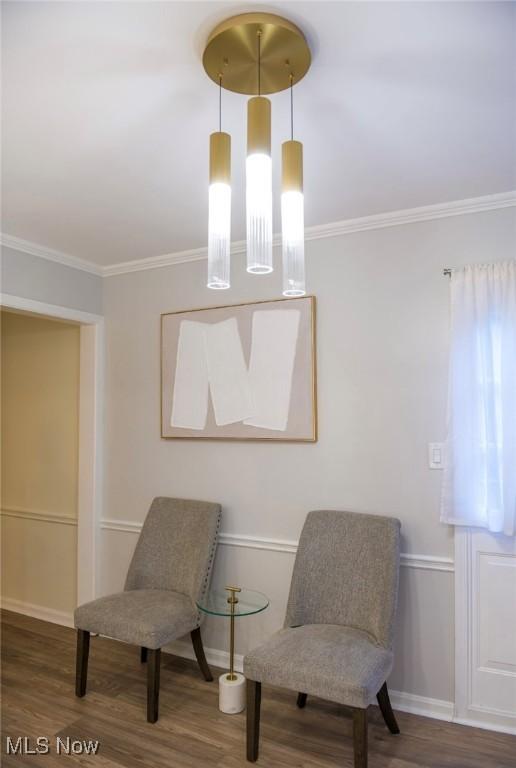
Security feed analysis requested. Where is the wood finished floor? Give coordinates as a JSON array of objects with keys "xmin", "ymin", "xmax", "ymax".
[{"xmin": 1, "ymin": 611, "xmax": 515, "ymax": 768}]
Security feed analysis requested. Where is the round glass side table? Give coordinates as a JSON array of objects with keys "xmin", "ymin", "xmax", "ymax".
[{"xmin": 197, "ymin": 586, "xmax": 269, "ymax": 714}]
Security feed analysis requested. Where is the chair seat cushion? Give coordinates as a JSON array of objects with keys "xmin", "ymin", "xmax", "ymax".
[
  {"xmin": 243, "ymin": 624, "xmax": 393, "ymax": 708},
  {"xmin": 74, "ymin": 589, "xmax": 199, "ymax": 649}
]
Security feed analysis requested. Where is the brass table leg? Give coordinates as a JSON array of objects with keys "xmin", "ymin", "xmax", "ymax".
[{"xmin": 226, "ymin": 585, "xmax": 241, "ymax": 681}]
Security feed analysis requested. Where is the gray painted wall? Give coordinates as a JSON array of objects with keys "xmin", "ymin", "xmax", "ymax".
[
  {"xmin": 100, "ymin": 206, "xmax": 516, "ymax": 705},
  {"xmin": 1, "ymin": 247, "xmax": 103, "ymax": 315}
]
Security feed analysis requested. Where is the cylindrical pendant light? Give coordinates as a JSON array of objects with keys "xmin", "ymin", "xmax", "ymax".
[
  {"xmin": 246, "ymin": 32, "xmax": 273, "ymax": 274},
  {"xmin": 207, "ymin": 78, "xmax": 231, "ymax": 290},
  {"xmin": 203, "ymin": 13, "xmax": 312, "ymax": 291},
  {"xmin": 281, "ymin": 78, "xmax": 305, "ymax": 296}
]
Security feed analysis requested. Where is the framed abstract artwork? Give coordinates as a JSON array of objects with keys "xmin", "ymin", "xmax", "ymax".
[{"xmin": 161, "ymin": 296, "xmax": 316, "ymax": 441}]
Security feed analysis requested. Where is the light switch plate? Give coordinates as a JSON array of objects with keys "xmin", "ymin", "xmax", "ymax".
[{"xmin": 428, "ymin": 442, "xmax": 444, "ymax": 469}]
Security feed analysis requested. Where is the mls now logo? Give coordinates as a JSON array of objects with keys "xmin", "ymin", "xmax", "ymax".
[{"xmin": 6, "ymin": 736, "xmax": 100, "ymax": 755}]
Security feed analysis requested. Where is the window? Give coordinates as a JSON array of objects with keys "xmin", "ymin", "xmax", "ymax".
[{"xmin": 440, "ymin": 262, "xmax": 516, "ymax": 536}]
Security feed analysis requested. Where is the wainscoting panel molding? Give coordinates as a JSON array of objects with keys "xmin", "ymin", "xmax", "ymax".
[
  {"xmin": 100, "ymin": 519, "xmax": 454, "ymax": 572},
  {"xmin": 455, "ymin": 528, "xmax": 516, "ymax": 735}
]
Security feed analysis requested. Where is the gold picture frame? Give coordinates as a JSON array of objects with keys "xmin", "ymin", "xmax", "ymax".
[{"xmin": 160, "ymin": 295, "xmax": 317, "ymax": 441}]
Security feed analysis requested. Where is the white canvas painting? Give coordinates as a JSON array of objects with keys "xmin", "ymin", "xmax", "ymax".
[
  {"xmin": 170, "ymin": 321, "xmax": 209, "ymax": 430},
  {"xmin": 244, "ymin": 310, "xmax": 301, "ymax": 431},
  {"xmin": 161, "ymin": 296, "xmax": 316, "ymax": 441},
  {"xmin": 204, "ymin": 318, "xmax": 253, "ymax": 426},
  {"xmin": 171, "ymin": 317, "xmax": 253, "ymax": 429}
]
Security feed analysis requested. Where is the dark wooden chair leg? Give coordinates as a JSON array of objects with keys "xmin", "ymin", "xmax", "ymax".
[
  {"xmin": 140, "ymin": 647, "xmax": 148, "ymax": 664},
  {"xmin": 147, "ymin": 648, "xmax": 161, "ymax": 723},
  {"xmin": 246, "ymin": 679, "xmax": 261, "ymax": 762},
  {"xmin": 190, "ymin": 627, "xmax": 213, "ymax": 682},
  {"xmin": 352, "ymin": 707, "xmax": 368, "ymax": 768},
  {"xmin": 376, "ymin": 682, "xmax": 400, "ymax": 734},
  {"xmin": 297, "ymin": 692, "xmax": 307, "ymax": 708},
  {"xmin": 75, "ymin": 630, "xmax": 90, "ymax": 698}
]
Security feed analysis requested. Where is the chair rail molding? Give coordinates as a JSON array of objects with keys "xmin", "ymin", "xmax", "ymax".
[
  {"xmin": 100, "ymin": 519, "xmax": 454, "ymax": 572},
  {"xmin": 1, "ymin": 506, "xmax": 77, "ymax": 526}
]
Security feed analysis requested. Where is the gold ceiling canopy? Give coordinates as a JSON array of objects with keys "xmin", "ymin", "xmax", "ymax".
[{"xmin": 202, "ymin": 12, "xmax": 311, "ymax": 95}]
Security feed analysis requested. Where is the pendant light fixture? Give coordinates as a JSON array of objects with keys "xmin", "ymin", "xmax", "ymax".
[
  {"xmin": 207, "ymin": 76, "xmax": 231, "ymax": 289},
  {"xmin": 203, "ymin": 13, "xmax": 311, "ymax": 291},
  {"xmin": 246, "ymin": 31, "xmax": 272, "ymax": 274},
  {"xmin": 282, "ymin": 76, "xmax": 305, "ymax": 296}
]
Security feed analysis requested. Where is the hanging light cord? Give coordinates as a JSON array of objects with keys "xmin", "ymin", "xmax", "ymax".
[
  {"xmin": 218, "ymin": 74, "xmax": 222, "ymax": 132},
  {"xmin": 290, "ymin": 73, "xmax": 294, "ymax": 140},
  {"xmin": 257, "ymin": 30, "xmax": 262, "ymax": 96}
]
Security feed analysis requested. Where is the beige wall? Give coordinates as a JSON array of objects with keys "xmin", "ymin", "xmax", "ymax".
[{"xmin": 1, "ymin": 311, "xmax": 80, "ymax": 612}]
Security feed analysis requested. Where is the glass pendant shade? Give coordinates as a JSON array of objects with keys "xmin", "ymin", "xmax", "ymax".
[
  {"xmin": 281, "ymin": 140, "xmax": 305, "ymax": 296},
  {"xmin": 246, "ymin": 97, "xmax": 273, "ymax": 274},
  {"xmin": 207, "ymin": 131, "xmax": 231, "ymax": 289}
]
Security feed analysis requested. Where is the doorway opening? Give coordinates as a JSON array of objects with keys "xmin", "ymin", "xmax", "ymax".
[{"xmin": 0, "ymin": 295, "xmax": 103, "ymax": 622}]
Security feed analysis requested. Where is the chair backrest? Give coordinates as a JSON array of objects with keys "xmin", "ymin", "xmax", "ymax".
[
  {"xmin": 285, "ymin": 510, "xmax": 400, "ymax": 649},
  {"xmin": 125, "ymin": 497, "xmax": 221, "ymax": 605}
]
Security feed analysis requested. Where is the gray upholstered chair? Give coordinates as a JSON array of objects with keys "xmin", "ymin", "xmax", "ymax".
[
  {"xmin": 74, "ymin": 497, "xmax": 221, "ymax": 723},
  {"xmin": 244, "ymin": 510, "xmax": 401, "ymax": 768}
]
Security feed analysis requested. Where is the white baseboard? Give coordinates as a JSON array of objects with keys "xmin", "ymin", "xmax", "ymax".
[
  {"xmin": 452, "ymin": 715, "xmax": 516, "ymax": 737},
  {"xmin": 0, "ymin": 598, "xmax": 462, "ymax": 728},
  {"xmin": 388, "ymin": 689, "xmax": 454, "ymax": 722},
  {"xmin": 164, "ymin": 641, "xmax": 455, "ymax": 723},
  {"xmin": 164, "ymin": 638, "xmax": 245, "ymax": 674},
  {"xmin": 164, "ymin": 641, "xmax": 458, "ymax": 726},
  {"xmin": 1, "ymin": 597, "xmax": 75, "ymax": 628},
  {"xmin": 5, "ymin": 600, "xmax": 513, "ymax": 735}
]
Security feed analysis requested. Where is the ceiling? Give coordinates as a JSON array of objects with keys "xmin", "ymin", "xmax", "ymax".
[{"xmin": 2, "ymin": 1, "xmax": 515, "ymax": 267}]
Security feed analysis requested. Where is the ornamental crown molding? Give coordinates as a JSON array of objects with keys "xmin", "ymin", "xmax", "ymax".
[
  {"xmin": 2, "ymin": 191, "xmax": 515, "ymax": 278},
  {"xmin": 0, "ymin": 232, "xmax": 103, "ymax": 276}
]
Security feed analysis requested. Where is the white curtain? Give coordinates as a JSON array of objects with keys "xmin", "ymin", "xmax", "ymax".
[{"xmin": 441, "ymin": 262, "xmax": 516, "ymax": 536}]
